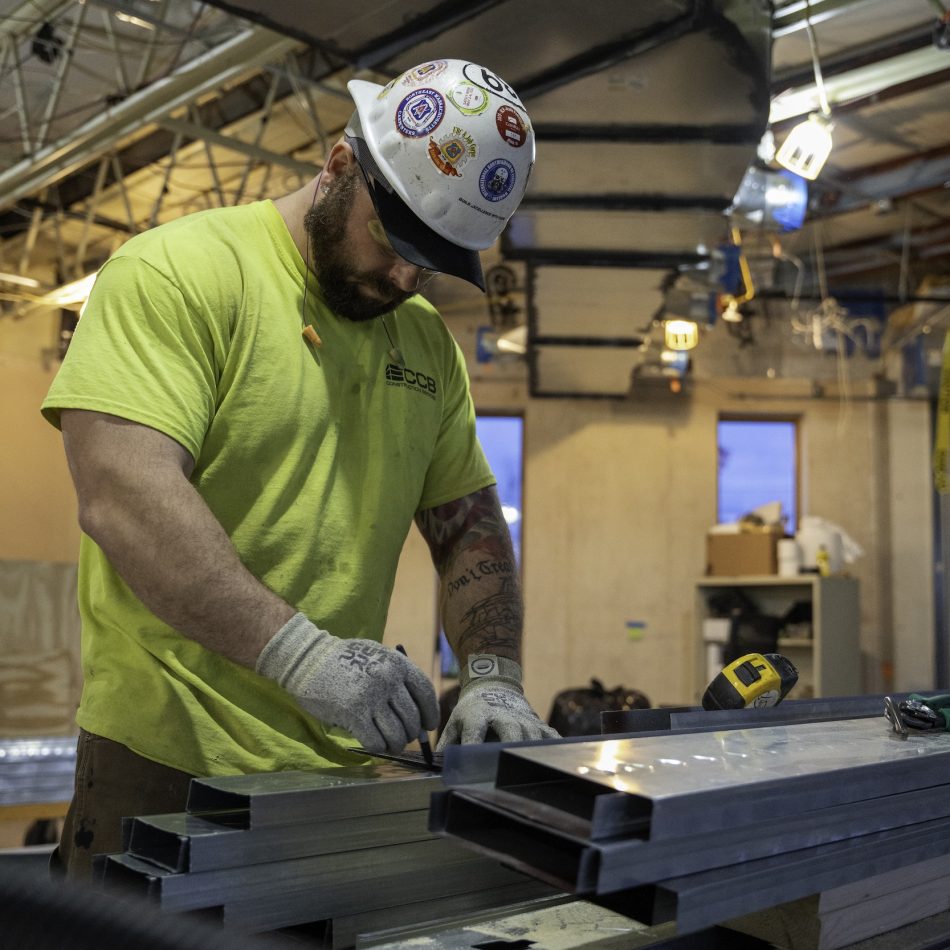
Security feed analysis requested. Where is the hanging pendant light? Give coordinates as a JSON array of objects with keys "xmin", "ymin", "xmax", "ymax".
[{"xmin": 775, "ymin": 1, "xmax": 834, "ymax": 181}]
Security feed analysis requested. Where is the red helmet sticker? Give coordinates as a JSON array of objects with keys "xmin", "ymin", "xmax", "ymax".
[{"xmin": 496, "ymin": 106, "xmax": 528, "ymax": 148}]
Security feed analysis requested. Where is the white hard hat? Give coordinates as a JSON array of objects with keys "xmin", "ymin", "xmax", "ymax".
[{"xmin": 345, "ymin": 59, "xmax": 535, "ymax": 291}]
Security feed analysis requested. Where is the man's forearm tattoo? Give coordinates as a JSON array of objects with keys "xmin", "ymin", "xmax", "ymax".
[
  {"xmin": 447, "ymin": 556, "xmax": 514, "ymax": 597},
  {"xmin": 455, "ymin": 577, "xmax": 522, "ymax": 656},
  {"xmin": 416, "ymin": 486, "xmax": 509, "ymax": 575}
]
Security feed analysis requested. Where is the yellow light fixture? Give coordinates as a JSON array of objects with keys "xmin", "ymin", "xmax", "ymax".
[
  {"xmin": 664, "ymin": 318, "xmax": 699, "ymax": 351},
  {"xmin": 775, "ymin": 112, "xmax": 834, "ymax": 181}
]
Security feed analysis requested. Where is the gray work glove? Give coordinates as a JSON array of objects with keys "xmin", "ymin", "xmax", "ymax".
[
  {"xmin": 257, "ymin": 613, "xmax": 439, "ymax": 754},
  {"xmin": 437, "ymin": 654, "xmax": 560, "ymax": 750}
]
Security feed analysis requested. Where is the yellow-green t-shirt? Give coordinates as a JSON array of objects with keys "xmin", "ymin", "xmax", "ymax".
[{"xmin": 41, "ymin": 200, "xmax": 494, "ymax": 776}]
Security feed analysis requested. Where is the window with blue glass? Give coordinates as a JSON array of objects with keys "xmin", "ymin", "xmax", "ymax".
[
  {"xmin": 439, "ymin": 414, "xmax": 524, "ymax": 675},
  {"xmin": 475, "ymin": 415, "xmax": 523, "ymax": 561},
  {"xmin": 718, "ymin": 418, "xmax": 798, "ymax": 531}
]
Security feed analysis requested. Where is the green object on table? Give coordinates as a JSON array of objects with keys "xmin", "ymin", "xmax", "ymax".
[{"xmin": 908, "ymin": 693, "xmax": 950, "ymax": 730}]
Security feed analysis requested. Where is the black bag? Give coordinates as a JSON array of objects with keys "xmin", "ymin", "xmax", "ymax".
[
  {"xmin": 724, "ymin": 613, "xmax": 781, "ymax": 665},
  {"xmin": 547, "ymin": 678, "xmax": 651, "ymax": 737},
  {"xmin": 708, "ymin": 587, "xmax": 782, "ymax": 666}
]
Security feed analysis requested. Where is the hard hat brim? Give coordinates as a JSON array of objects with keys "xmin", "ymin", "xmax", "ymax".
[{"xmin": 347, "ymin": 132, "xmax": 485, "ymax": 292}]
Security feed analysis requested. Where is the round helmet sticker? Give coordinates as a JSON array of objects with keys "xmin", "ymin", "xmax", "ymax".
[
  {"xmin": 395, "ymin": 89, "xmax": 445, "ymax": 138},
  {"xmin": 496, "ymin": 105, "xmax": 528, "ymax": 148},
  {"xmin": 462, "ymin": 62, "xmax": 525, "ymax": 109},
  {"xmin": 479, "ymin": 158, "xmax": 516, "ymax": 202},
  {"xmin": 401, "ymin": 60, "xmax": 448, "ymax": 87},
  {"xmin": 447, "ymin": 81, "xmax": 489, "ymax": 116},
  {"xmin": 428, "ymin": 128, "xmax": 477, "ymax": 178}
]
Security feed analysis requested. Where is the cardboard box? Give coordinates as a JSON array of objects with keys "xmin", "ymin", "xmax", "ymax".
[{"xmin": 706, "ymin": 529, "xmax": 782, "ymax": 577}]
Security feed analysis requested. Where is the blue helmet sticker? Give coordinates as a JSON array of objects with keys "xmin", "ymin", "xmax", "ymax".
[
  {"xmin": 395, "ymin": 89, "xmax": 445, "ymax": 138},
  {"xmin": 478, "ymin": 158, "xmax": 516, "ymax": 202}
]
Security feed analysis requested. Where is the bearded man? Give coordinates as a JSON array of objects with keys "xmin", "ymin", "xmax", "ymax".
[{"xmin": 41, "ymin": 59, "xmax": 557, "ymax": 880}]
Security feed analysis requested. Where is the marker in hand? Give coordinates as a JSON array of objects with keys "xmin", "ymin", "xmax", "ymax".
[{"xmin": 395, "ymin": 644, "xmax": 435, "ymax": 768}]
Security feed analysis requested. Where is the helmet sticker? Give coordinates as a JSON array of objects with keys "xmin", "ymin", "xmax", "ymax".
[
  {"xmin": 401, "ymin": 60, "xmax": 448, "ymax": 86},
  {"xmin": 427, "ymin": 127, "xmax": 477, "ymax": 178},
  {"xmin": 462, "ymin": 63, "xmax": 526, "ymax": 110},
  {"xmin": 395, "ymin": 89, "xmax": 445, "ymax": 138},
  {"xmin": 377, "ymin": 76, "xmax": 399, "ymax": 99},
  {"xmin": 496, "ymin": 106, "xmax": 528, "ymax": 148},
  {"xmin": 447, "ymin": 81, "xmax": 489, "ymax": 116},
  {"xmin": 478, "ymin": 158, "xmax": 516, "ymax": 202}
]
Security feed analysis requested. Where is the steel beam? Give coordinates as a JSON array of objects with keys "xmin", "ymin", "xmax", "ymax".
[
  {"xmin": 0, "ymin": 26, "xmax": 301, "ymax": 215},
  {"xmin": 157, "ymin": 117, "xmax": 319, "ymax": 179},
  {"xmin": 0, "ymin": 0, "xmax": 76, "ymax": 43}
]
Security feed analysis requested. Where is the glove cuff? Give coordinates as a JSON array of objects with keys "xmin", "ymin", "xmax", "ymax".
[
  {"xmin": 459, "ymin": 654, "xmax": 523, "ymax": 693},
  {"xmin": 256, "ymin": 612, "xmax": 327, "ymax": 685}
]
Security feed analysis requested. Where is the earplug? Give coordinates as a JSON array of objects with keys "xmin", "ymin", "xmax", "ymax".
[{"xmin": 302, "ymin": 325, "xmax": 322, "ymax": 347}]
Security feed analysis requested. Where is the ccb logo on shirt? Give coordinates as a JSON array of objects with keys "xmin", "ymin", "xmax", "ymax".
[{"xmin": 385, "ymin": 363, "xmax": 437, "ymax": 398}]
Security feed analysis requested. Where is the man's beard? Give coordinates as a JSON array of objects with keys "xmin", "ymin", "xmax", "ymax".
[{"xmin": 303, "ymin": 167, "xmax": 413, "ymax": 322}]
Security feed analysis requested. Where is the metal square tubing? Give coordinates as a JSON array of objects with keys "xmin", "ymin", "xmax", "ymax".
[
  {"xmin": 127, "ymin": 807, "xmax": 433, "ymax": 873},
  {"xmin": 492, "ymin": 720, "xmax": 950, "ymax": 840},
  {"xmin": 186, "ymin": 764, "xmax": 442, "ymax": 828}
]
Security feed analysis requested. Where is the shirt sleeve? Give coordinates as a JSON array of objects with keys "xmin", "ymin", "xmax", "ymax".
[
  {"xmin": 417, "ymin": 335, "xmax": 495, "ymax": 510},
  {"xmin": 41, "ymin": 255, "xmax": 221, "ymax": 461}
]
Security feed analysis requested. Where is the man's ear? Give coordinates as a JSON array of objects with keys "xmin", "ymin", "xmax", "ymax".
[{"xmin": 321, "ymin": 139, "xmax": 356, "ymax": 187}]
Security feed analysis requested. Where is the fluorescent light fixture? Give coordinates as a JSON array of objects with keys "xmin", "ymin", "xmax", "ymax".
[
  {"xmin": 775, "ymin": 113, "xmax": 834, "ymax": 180},
  {"xmin": 114, "ymin": 11, "xmax": 156, "ymax": 30},
  {"xmin": 664, "ymin": 319, "xmax": 699, "ymax": 351},
  {"xmin": 769, "ymin": 47, "xmax": 950, "ymax": 125},
  {"xmin": 41, "ymin": 272, "xmax": 99, "ymax": 310},
  {"xmin": 0, "ymin": 271, "xmax": 42, "ymax": 289}
]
